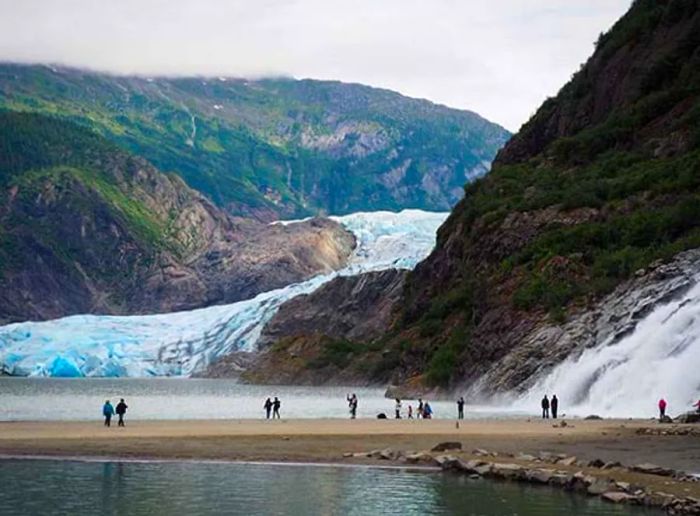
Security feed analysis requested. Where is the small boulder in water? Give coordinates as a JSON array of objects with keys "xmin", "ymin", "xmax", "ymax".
[
  {"xmin": 675, "ymin": 412, "xmax": 700, "ymax": 424},
  {"xmin": 376, "ymin": 413, "xmax": 387, "ymax": 419},
  {"xmin": 602, "ymin": 461, "xmax": 623, "ymax": 470},
  {"xmin": 602, "ymin": 492, "xmax": 638, "ymax": 504},
  {"xmin": 631, "ymin": 463, "xmax": 675, "ymax": 476},
  {"xmin": 431, "ymin": 441, "xmax": 462, "ymax": 452},
  {"xmin": 584, "ymin": 415, "xmax": 603, "ymax": 420},
  {"xmin": 557, "ymin": 456, "xmax": 577, "ymax": 466}
]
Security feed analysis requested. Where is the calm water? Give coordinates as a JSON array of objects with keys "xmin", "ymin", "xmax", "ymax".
[
  {"xmin": 0, "ymin": 378, "xmax": 524, "ymax": 421},
  {"xmin": 0, "ymin": 459, "xmax": 659, "ymax": 516}
]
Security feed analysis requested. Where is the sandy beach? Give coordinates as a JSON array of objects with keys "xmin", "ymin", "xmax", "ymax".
[{"xmin": 1, "ymin": 418, "xmax": 698, "ymax": 473}]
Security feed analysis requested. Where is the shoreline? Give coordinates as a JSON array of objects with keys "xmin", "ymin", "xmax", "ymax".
[
  {"xmin": 1, "ymin": 418, "xmax": 699, "ymax": 513},
  {"xmin": 0, "ymin": 418, "xmax": 698, "ymax": 468},
  {"xmin": 0, "ymin": 453, "xmax": 442, "ymax": 472}
]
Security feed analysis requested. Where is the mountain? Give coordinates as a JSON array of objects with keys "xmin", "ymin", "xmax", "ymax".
[
  {"xmin": 233, "ymin": 269, "xmax": 407, "ymax": 385},
  {"xmin": 395, "ymin": 0, "xmax": 700, "ymax": 391},
  {"xmin": 0, "ymin": 111, "xmax": 355, "ymax": 324},
  {"xmin": 0, "ymin": 64, "xmax": 510, "ymax": 220},
  {"xmin": 243, "ymin": 0, "xmax": 700, "ymax": 391}
]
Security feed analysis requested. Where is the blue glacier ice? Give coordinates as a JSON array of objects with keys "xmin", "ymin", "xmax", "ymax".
[{"xmin": 0, "ymin": 210, "xmax": 448, "ymax": 377}]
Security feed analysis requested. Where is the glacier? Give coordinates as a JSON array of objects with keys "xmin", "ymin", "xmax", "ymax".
[{"xmin": 0, "ymin": 210, "xmax": 448, "ymax": 378}]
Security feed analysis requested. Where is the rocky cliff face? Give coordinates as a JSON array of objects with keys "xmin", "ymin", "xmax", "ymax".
[
  {"xmin": 471, "ymin": 249, "xmax": 700, "ymax": 394},
  {"xmin": 0, "ymin": 112, "xmax": 354, "ymax": 323},
  {"xmin": 374, "ymin": 0, "xmax": 700, "ymax": 393},
  {"xmin": 136, "ymin": 217, "xmax": 355, "ymax": 314},
  {"xmin": 259, "ymin": 268, "xmax": 406, "ymax": 346},
  {"xmin": 0, "ymin": 65, "xmax": 510, "ymax": 219},
  {"xmin": 206, "ymin": 269, "xmax": 406, "ymax": 385}
]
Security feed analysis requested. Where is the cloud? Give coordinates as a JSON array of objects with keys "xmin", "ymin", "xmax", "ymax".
[{"xmin": 0, "ymin": 0, "xmax": 630, "ymax": 131}]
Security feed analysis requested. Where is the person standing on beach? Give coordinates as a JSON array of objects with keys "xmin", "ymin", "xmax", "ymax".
[
  {"xmin": 423, "ymin": 402, "xmax": 433, "ymax": 419},
  {"xmin": 347, "ymin": 393, "xmax": 358, "ymax": 419},
  {"xmin": 408, "ymin": 405, "xmax": 413, "ymax": 419},
  {"xmin": 541, "ymin": 395, "xmax": 550, "ymax": 419},
  {"xmin": 551, "ymin": 395, "xmax": 559, "ymax": 419},
  {"xmin": 395, "ymin": 398, "xmax": 402, "ymax": 419},
  {"xmin": 264, "ymin": 398, "xmax": 273, "ymax": 419},
  {"xmin": 116, "ymin": 399, "xmax": 128, "ymax": 427},
  {"xmin": 694, "ymin": 399, "xmax": 700, "ymax": 414},
  {"xmin": 103, "ymin": 400, "xmax": 115, "ymax": 427},
  {"xmin": 417, "ymin": 399, "xmax": 424, "ymax": 419},
  {"xmin": 658, "ymin": 398, "xmax": 667, "ymax": 419},
  {"xmin": 457, "ymin": 397, "xmax": 465, "ymax": 419},
  {"xmin": 273, "ymin": 397, "xmax": 281, "ymax": 419}
]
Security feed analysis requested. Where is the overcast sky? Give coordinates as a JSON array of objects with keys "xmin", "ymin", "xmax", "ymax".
[{"xmin": 0, "ymin": 0, "xmax": 631, "ymax": 131}]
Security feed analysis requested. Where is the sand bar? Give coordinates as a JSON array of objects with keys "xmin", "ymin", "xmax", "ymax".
[{"xmin": 0, "ymin": 418, "xmax": 698, "ymax": 473}]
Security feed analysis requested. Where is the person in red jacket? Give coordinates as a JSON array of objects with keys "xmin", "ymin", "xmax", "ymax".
[
  {"xmin": 694, "ymin": 399, "xmax": 700, "ymax": 414},
  {"xmin": 658, "ymin": 398, "xmax": 667, "ymax": 419}
]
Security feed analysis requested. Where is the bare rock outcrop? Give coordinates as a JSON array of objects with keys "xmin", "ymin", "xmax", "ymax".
[
  {"xmin": 258, "ymin": 268, "xmax": 407, "ymax": 348},
  {"xmin": 207, "ymin": 269, "xmax": 407, "ymax": 383}
]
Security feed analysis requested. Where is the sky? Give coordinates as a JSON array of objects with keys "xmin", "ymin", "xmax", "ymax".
[{"xmin": 0, "ymin": 0, "xmax": 631, "ymax": 131}]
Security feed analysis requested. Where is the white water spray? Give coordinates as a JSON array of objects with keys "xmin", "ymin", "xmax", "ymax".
[{"xmin": 521, "ymin": 281, "xmax": 700, "ymax": 418}]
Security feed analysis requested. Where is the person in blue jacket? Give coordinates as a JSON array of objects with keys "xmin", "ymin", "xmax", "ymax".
[{"xmin": 103, "ymin": 400, "xmax": 115, "ymax": 427}]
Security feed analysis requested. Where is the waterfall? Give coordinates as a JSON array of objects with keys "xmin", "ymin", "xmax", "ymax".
[
  {"xmin": 0, "ymin": 210, "xmax": 448, "ymax": 378},
  {"xmin": 520, "ymin": 280, "xmax": 700, "ymax": 418}
]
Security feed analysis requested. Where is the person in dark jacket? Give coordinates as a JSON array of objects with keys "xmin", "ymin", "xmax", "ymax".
[
  {"xmin": 115, "ymin": 399, "xmax": 128, "ymax": 427},
  {"xmin": 103, "ymin": 400, "xmax": 115, "ymax": 427},
  {"xmin": 264, "ymin": 398, "xmax": 273, "ymax": 419},
  {"xmin": 541, "ymin": 395, "xmax": 550, "ymax": 419},
  {"xmin": 551, "ymin": 395, "xmax": 559, "ymax": 419},
  {"xmin": 273, "ymin": 397, "xmax": 281, "ymax": 419},
  {"xmin": 347, "ymin": 394, "xmax": 358, "ymax": 419},
  {"xmin": 456, "ymin": 397, "xmax": 465, "ymax": 419}
]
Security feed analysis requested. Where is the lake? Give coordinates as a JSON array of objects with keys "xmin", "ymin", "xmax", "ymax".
[
  {"xmin": 0, "ymin": 459, "xmax": 660, "ymax": 516},
  {"xmin": 0, "ymin": 378, "xmax": 525, "ymax": 421}
]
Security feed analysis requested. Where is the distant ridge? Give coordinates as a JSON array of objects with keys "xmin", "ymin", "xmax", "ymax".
[{"xmin": 0, "ymin": 63, "xmax": 510, "ymax": 220}]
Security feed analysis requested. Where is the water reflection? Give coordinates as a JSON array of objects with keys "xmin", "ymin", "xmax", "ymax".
[{"xmin": 0, "ymin": 459, "xmax": 659, "ymax": 516}]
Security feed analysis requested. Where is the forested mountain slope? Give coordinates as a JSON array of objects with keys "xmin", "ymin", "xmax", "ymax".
[
  {"xmin": 0, "ymin": 64, "xmax": 510, "ymax": 220},
  {"xmin": 247, "ymin": 0, "xmax": 700, "ymax": 391},
  {"xmin": 0, "ymin": 111, "xmax": 354, "ymax": 323},
  {"xmin": 396, "ymin": 0, "xmax": 700, "ymax": 390}
]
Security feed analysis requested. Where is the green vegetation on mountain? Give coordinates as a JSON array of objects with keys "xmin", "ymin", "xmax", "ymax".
[
  {"xmin": 0, "ymin": 65, "xmax": 510, "ymax": 219},
  {"xmin": 219, "ymin": 1, "xmax": 700, "ymax": 390},
  {"xmin": 0, "ymin": 111, "xmax": 169, "ymax": 252},
  {"xmin": 376, "ymin": 0, "xmax": 700, "ymax": 388},
  {"xmin": 0, "ymin": 111, "xmax": 356, "ymax": 323}
]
